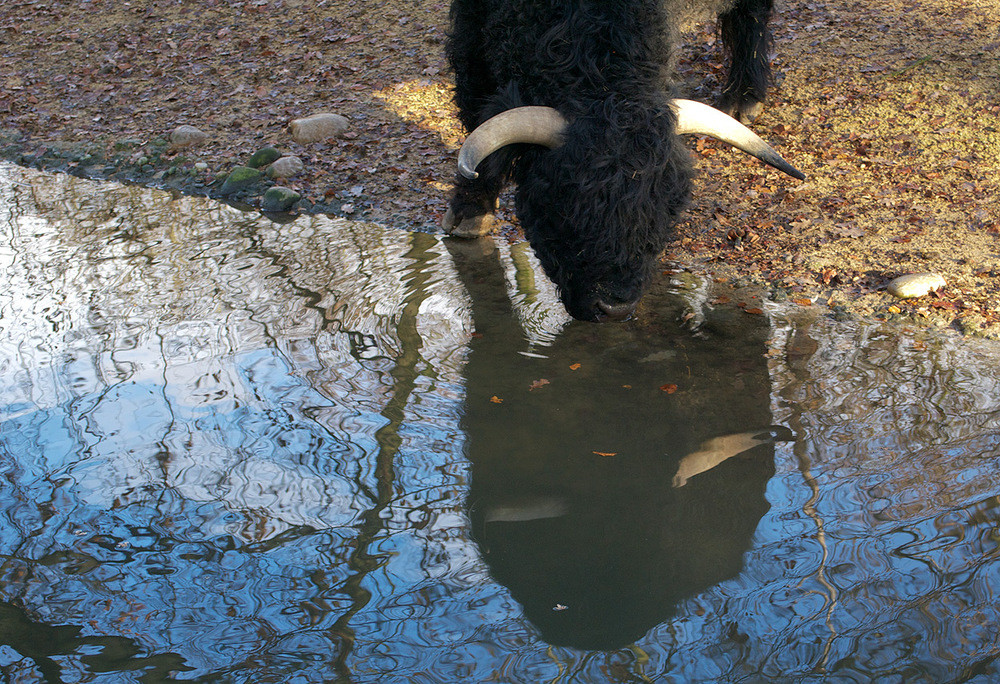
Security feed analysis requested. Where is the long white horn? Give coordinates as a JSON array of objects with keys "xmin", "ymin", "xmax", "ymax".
[
  {"xmin": 457, "ymin": 106, "xmax": 568, "ymax": 179},
  {"xmin": 457, "ymin": 100, "xmax": 804, "ymax": 181},
  {"xmin": 672, "ymin": 99, "xmax": 805, "ymax": 180}
]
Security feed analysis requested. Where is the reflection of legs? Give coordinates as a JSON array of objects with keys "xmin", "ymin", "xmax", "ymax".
[
  {"xmin": 718, "ymin": 0, "xmax": 773, "ymax": 122},
  {"xmin": 443, "ymin": 236, "xmax": 525, "ymax": 342}
]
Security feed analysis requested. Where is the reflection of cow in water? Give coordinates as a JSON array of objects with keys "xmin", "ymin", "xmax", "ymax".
[{"xmin": 448, "ymin": 239, "xmax": 791, "ymax": 650}]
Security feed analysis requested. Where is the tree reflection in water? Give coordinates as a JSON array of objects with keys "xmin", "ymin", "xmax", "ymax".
[{"xmin": 3, "ymin": 165, "xmax": 1000, "ymax": 681}]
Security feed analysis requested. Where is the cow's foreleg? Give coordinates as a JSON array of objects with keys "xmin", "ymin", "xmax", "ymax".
[
  {"xmin": 718, "ymin": 0, "xmax": 773, "ymax": 122},
  {"xmin": 444, "ymin": 0, "xmax": 504, "ymax": 237}
]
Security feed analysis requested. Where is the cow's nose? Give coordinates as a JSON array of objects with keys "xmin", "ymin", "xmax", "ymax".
[{"xmin": 595, "ymin": 298, "xmax": 636, "ymax": 321}]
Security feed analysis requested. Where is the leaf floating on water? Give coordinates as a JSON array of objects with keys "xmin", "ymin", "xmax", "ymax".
[
  {"xmin": 490, "ymin": 395, "xmax": 503, "ymax": 404},
  {"xmin": 660, "ymin": 383, "xmax": 678, "ymax": 394},
  {"xmin": 744, "ymin": 307, "xmax": 765, "ymax": 315},
  {"xmin": 592, "ymin": 451, "xmax": 617, "ymax": 457},
  {"xmin": 529, "ymin": 378, "xmax": 550, "ymax": 391},
  {"xmin": 569, "ymin": 363, "xmax": 581, "ymax": 370}
]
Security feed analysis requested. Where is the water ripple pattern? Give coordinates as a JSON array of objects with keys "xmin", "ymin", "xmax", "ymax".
[{"xmin": 1, "ymin": 164, "xmax": 1000, "ymax": 682}]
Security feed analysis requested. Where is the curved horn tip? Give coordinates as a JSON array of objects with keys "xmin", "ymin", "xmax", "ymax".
[
  {"xmin": 774, "ymin": 159, "xmax": 806, "ymax": 181},
  {"xmin": 456, "ymin": 106, "xmax": 568, "ymax": 181},
  {"xmin": 672, "ymin": 98, "xmax": 805, "ymax": 180}
]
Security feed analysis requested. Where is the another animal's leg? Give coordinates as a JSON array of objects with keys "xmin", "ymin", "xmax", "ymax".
[{"xmin": 717, "ymin": 0, "xmax": 773, "ymax": 122}]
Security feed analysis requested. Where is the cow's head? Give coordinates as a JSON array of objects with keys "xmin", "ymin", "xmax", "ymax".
[{"xmin": 456, "ymin": 100, "xmax": 804, "ymax": 322}]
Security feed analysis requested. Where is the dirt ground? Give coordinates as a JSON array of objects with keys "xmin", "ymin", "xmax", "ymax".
[{"xmin": 1, "ymin": 0, "xmax": 999, "ymax": 335}]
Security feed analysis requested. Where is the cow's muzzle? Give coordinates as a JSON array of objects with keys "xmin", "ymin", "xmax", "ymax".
[{"xmin": 595, "ymin": 298, "xmax": 637, "ymax": 322}]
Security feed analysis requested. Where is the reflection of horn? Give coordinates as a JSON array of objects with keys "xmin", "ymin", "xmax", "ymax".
[
  {"xmin": 672, "ymin": 99, "xmax": 805, "ymax": 180},
  {"xmin": 485, "ymin": 496, "xmax": 569, "ymax": 523},
  {"xmin": 457, "ymin": 100, "xmax": 805, "ymax": 181},
  {"xmin": 673, "ymin": 426, "xmax": 793, "ymax": 487},
  {"xmin": 458, "ymin": 106, "xmax": 568, "ymax": 179}
]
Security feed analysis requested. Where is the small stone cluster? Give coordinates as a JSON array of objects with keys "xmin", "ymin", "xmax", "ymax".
[{"xmin": 164, "ymin": 111, "xmax": 352, "ymax": 214}]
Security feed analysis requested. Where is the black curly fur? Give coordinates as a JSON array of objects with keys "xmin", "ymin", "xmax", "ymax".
[
  {"xmin": 446, "ymin": 0, "xmax": 771, "ymax": 321},
  {"xmin": 718, "ymin": 0, "xmax": 774, "ymax": 121}
]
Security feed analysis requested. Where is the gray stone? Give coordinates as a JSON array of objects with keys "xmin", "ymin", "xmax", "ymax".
[
  {"xmin": 289, "ymin": 113, "xmax": 349, "ymax": 144},
  {"xmin": 266, "ymin": 155, "xmax": 305, "ymax": 178},
  {"xmin": 261, "ymin": 186, "xmax": 302, "ymax": 213},
  {"xmin": 169, "ymin": 125, "xmax": 208, "ymax": 148}
]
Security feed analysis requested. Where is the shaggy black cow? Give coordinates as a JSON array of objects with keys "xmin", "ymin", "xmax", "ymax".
[{"xmin": 443, "ymin": 0, "xmax": 803, "ymax": 322}]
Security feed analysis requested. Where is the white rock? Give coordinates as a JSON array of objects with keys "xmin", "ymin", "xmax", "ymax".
[
  {"xmin": 289, "ymin": 113, "xmax": 349, "ymax": 144},
  {"xmin": 887, "ymin": 272, "xmax": 947, "ymax": 299},
  {"xmin": 267, "ymin": 155, "xmax": 305, "ymax": 178},
  {"xmin": 169, "ymin": 125, "xmax": 208, "ymax": 148}
]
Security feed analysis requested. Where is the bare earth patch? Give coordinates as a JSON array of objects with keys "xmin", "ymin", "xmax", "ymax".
[{"xmin": 1, "ymin": 0, "xmax": 998, "ymax": 335}]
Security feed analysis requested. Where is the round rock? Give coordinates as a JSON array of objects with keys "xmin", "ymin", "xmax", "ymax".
[
  {"xmin": 289, "ymin": 113, "xmax": 349, "ymax": 144},
  {"xmin": 169, "ymin": 125, "xmax": 208, "ymax": 148},
  {"xmin": 248, "ymin": 146, "xmax": 282, "ymax": 169},
  {"xmin": 219, "ymin": 166, "xmax": 263, "ymax": 195},
  {"xmin": 887, "ymin": 272, "xmax": 947, "ymax": 299},
  {"xmin": 267, "ymin": 155, "xmax": 305, "ymax": 178},
  {"xmin": 261, "ymin": 186, "xmax": 302, "ymax": 213}
]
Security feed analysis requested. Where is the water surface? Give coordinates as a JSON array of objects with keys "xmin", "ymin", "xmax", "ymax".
[{"xmin": 1, "ymin": 163, "xmax": 999, "ymax": 682}]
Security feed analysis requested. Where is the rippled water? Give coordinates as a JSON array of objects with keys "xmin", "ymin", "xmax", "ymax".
[{"xmin": 1, "ymin": 163, "xmax": 999, "ymax": 682}]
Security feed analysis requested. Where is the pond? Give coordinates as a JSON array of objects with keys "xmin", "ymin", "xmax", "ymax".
[{"xmin": 1, "ymin": 162, "xmax": 999, "ymax": 682}]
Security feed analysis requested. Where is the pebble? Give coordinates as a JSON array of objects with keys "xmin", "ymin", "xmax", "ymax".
[
  {"xmin": 886, "ymin": 272, "xmax": 947, "ymax": 299},
  {"xmin": 219, "ymin": 166, "xmax": 263, "ymax": 195},
  {"xmin": 169, "ymin": 125, "xmax": 208, "ymax": 148},
  {"xmin": 261, "ymin": 186, "xmax": 302, "ymax": 213},
  {"xmin": 289, "ymin": 113, "xmax": 349, "ymax": 144},
  {"xmin": 247, "ymin": 146, "xmax": 282, "ymax": 169},
  {"xmin": 267, "ymin": 155, "xmax": 305, "ymax": 178}
]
